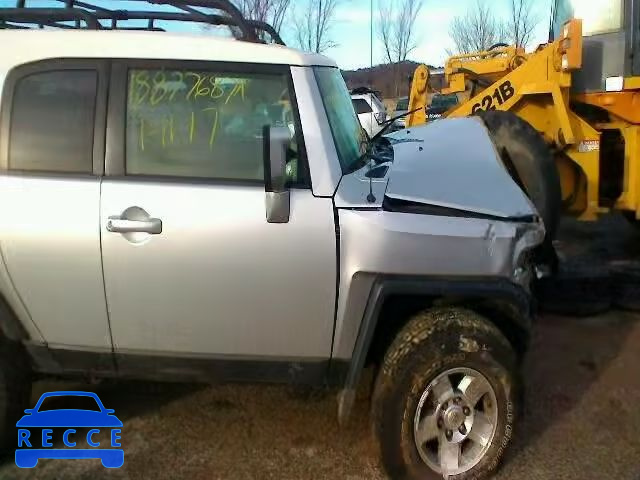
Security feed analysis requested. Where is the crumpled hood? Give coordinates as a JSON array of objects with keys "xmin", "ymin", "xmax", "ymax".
[{"xmin": 384, "ymin": 117, "xmax": 537, "ymax": 219}]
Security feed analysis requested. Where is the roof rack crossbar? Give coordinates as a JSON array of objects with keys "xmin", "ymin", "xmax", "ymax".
[
  {"xmin": 1, "ymin": 0, "xmax": 284, "ymax": 45},
  {"xmin": 0, "ymin": 8, "xmax": 100, "ymax": 29},
  {"xmin": 71, "ymin": 1, "xmax": 114, "ymax": 14},
  {"xmin": 146, "ymin": 0, "xmax": 258, "ymax": 42},
  {"xmin": 246, "ymin": 19, "xmax": 284, "ymax": 45}
]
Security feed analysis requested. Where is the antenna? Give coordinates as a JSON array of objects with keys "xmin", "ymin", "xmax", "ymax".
[
  {"xmin": 370, "ymin": 0, "xmax": 373, "ymax": 74},
  {"xmin": 365, "ymin": 0, "xmax": 376, "ymax": 205},
  {"xmin": 366, "ymin": 158, "xmax": 376, "ymax": 203}
]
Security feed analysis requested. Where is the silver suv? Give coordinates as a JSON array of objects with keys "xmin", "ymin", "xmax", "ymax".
[{"xmin": 0, "ymin": 3, "xmax": 544, "ymax": 479}]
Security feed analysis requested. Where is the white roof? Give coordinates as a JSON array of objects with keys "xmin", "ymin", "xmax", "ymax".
[{"xmin": 0, "ymin": 30, "xmax": 337, "ymax": 69}]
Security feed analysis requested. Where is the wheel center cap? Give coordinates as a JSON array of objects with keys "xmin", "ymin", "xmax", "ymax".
[{"xmin": 443, "ymin": 405, "xmax": 465, "ymax": 429}]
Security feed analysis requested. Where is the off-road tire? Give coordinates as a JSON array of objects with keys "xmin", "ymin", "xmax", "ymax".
[
  {"xmin": 479, "ymin": 111, "xmax": 562, "ymax": 240},
  {"xmin": 0, "ymin": 338, "xmax": 31, "ymax": 453},
  {"xmin": 372, "ymin": 307, "xmax": 519, "ymax": 480}
]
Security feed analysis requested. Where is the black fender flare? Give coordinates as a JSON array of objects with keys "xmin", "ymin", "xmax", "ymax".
[{"xmin": 336, "ymin": 275, "xmax": 533, "ymax": 424}]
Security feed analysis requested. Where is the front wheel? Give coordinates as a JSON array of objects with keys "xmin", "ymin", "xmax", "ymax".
[{"xmin": 372, "ymin": 307, "xmax": 519, "ymax": 480}]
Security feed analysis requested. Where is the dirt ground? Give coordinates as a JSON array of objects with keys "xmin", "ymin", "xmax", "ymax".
[
  {"xmin": 1, "ymin": 311, "xmax": 638, "ymax": 480},
  {"xmin": 1, "ymin": 216, "xmax": 640, "ymax": 480}
]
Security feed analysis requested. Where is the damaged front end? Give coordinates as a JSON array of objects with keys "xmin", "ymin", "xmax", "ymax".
[
  {"xmin": 382, "ymin": 116, "xmax": 546, "ymax": 287},
  {"xmin": 334, "ymin": 116, "xmax": 546, "ymax": 293}
]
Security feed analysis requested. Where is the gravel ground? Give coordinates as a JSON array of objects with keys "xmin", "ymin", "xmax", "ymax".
[
  {"xmin": 1, "ymin": 216, "xmax": 639, "ymax": 480},
  {"xmin": 0, "ymin": 310, "xmax": 638, "ymax": 480}
]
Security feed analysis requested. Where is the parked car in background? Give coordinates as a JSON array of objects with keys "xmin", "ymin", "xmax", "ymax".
[
  {"xmin": 427, "ymin": 93, "xmax": 459, "ymax": 120},
  {"xmin": 392, "ymin": 96, "xmax": 409, "ymax": 128},
  {"xmin": 350, "ymin": 87, "xmax": 388, "ymax": 137}
]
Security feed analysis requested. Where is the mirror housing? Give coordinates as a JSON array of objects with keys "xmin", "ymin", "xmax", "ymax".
[{"xmin": 262, "ymin": 125, "xmax": 291, "ymax": 223}]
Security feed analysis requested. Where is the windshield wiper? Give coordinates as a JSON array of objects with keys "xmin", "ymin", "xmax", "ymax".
[
  {"xmin": 370, "ymin": 107, "xmax": 423, "ymax": 143},
  {"xmin": 345, "ymin": 107, "xmax": 423, "ymax": 174}
]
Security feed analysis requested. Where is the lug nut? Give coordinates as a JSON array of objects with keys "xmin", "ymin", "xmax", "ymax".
[
  {"xmin": 453, "ymin": 397, "xmax": 460, "ymax": 405},
  {"xmin": 445, "ymin": 430, "xmax": 453, "ymax": 440},
  {"xmin": 442, "ymin": 401, "xmax": 448, "ymax": 410},
  {"xmin": 437, "ymin": 418, "xmax": 444, "ymax": 429},
  {"xmin": 463, "ymin": 407, "xmax": 471, "ymax": 416}
]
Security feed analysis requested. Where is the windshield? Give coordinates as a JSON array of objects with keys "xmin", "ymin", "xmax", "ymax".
[
  {"xmin": 314, "ymin": 67, "xmax": 367, "ymax": 172},
  {"xmin": 552, "ymin": 0, "xmax": 623, "ymax": 38}
]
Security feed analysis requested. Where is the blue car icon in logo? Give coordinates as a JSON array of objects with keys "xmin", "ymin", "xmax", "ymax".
[{"xmin": 15, "ymin": 391, "xmax": 123, "ymax": 468}]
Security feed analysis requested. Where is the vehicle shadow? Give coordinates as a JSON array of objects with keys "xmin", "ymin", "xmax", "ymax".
[
  {"xmin": 28, "ymin": 379, "xmax": 204, "ymax": 424},
  {"xmin": 506, "ymin": 214, "xmax": 640, "ymax": 462},
  {"xmin": 0, "ymin": 379, "xmax": 203, "ymax": 468}
]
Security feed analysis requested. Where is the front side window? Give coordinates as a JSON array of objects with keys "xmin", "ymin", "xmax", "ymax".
[
  {"xmin": 314, "ymin": 67, "xmax": 367, "ymax": 173},
  {"xmin": 552, "ymin": 0, "xmax": 623, "ymax": 37},
  {"xmin": 9, "ymin": 70, "xmax": 97, "ymax": 173},
  {"xmin": 126, "ymin": 67, "xmax": 302, "ymax": 183}
]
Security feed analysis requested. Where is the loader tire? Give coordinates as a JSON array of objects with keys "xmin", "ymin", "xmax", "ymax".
[
  {"xmin": 536, "ymin": 262, "xmax": 612, "ymax": 316},
  {"xmin": 622, "ymin": 211, "xmax": 640, "ymax": 230},
  {"xmin": 479, "ymin": 111, "xmax": 562, "ymax": 239},
  {"xmin": 610, "ymin": 261, "xmax": 640, "ymax": 311}
]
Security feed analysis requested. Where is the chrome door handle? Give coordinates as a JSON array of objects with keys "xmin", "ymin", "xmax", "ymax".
[{"xmin": 106, "ymin": 217, "xmax": 162, "ymax": 234}]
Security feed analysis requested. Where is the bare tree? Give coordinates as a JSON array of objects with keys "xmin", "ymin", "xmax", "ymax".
[
  {"xmin": 233, "ymin": 0, "xmax": 292, "ymax": 33},
  {"xmin": 377, "ymin": 0, "xmax": 424, "ymax": 64},
  {"xmin": 377, "ymin": 0, "xmax": 423, "ymax": 96},
  {"xmin": 292, "ymin": 0, "xmax": 343, "ymax": 54},
  {"xmin": 506, "ymin": 0, "xmax": 539, "ymax": 48},
  {"xmin": 378, "ymin": 0, "xmax": 395, "ymax": 64},
  {"xmin": 448, "ymin": 0, "xmax": 506, "ymax": 54}
]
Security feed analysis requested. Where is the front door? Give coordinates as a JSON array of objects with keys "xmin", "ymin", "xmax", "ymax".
[{"xmin": 100, "ymin": 61, "xmax": 337, "ymax": 360}]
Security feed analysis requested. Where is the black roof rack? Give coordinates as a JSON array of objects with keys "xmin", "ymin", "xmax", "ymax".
[{"xmin": 0, "ymin": 0, "xmax": 285, "ymax": 45}]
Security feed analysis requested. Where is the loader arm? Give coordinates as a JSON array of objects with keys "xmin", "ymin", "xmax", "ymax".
[{"xmin": 407, "ymin": 19, "xmax": 606, "ymax": 220}]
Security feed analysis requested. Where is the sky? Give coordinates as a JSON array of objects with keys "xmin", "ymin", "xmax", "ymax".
[
  {"xmin": 304, "ymin": 0, "xmax": 554, "ymax": 69},
  {"xmin": 5, "ymin": 0, "xmax": 553, "ymax": 70}
]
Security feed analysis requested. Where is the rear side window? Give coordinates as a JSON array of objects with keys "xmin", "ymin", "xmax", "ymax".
[
  {"xmin": 125, "ymin": 67, "xmax": 303, "ymax": 183},
  {"xmin": 352, "ymin": 98, "xmax": 372, "ymax": 114},
  {"xmin": 8, "ymin": 70, "xmax": 97, "ymax": 173}
]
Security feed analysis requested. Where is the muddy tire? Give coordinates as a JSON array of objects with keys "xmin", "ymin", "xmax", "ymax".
[
  {"xmin": 372, "ymin": 307, "xmax": 518, "ymax": 480},
  {"xmin": 479, "ymin": 111, "xmax": 562, "ymax": 239},
  {"xmin": 0, "ymin": 338, "xmax": 31, "ymax": 453}
]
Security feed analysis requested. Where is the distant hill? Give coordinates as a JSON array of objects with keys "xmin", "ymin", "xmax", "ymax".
[{"xmin": 342, "ymin": 60, "xmax": 444, "ymax": 100}]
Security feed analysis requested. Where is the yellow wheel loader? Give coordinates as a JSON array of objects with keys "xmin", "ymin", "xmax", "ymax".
[{"xmin": 408, "ymin": 0, "xmax": 640, "ymax": 233}]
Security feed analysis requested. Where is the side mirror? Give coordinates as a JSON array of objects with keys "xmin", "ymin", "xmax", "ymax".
[{"xmin": 262, "ymin": 125, "xmax": 291, "ymax": 223}]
